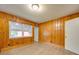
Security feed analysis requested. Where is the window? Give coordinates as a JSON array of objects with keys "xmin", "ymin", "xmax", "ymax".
[
  {"xmin": 24, "ymin": 32, "xmax": 31, "ymax": 37},
  {"xmin": 23, "ymin": 24, "xmax": 32, "ymax": 37},
  {"xmin": 9, "ymin": 21, "xmax": 32, "ymax": 38},
  {"xmin": 10, "ymin": 31, "xmax": 22, "ymax": 38}
]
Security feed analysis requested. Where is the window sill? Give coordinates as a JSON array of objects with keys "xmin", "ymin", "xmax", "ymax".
[{"xmin": 9, "ymin": 36, "xmax": 32, "ymax": 39}]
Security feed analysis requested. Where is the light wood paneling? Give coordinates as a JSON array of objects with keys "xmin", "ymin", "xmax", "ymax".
[
  {"xmin": 0, "ymin": 11, "xmax": 79, "ymax": 51},
  {"xmin": 0, "ymin": 17, "xmax": 3, "ymax": 49},
  {"xmin": 0, "ymin": 11, "xmax": 37, "ymax": 50},
  {"xmin": 39, "ymin": 21, "xmax": 52, "ymax": 43},
  {"xmin": 39, "ymin": 12, "xmax": 79, "ymax": 48},
  {"xmin": 51, "ymin": 19, "xmax": 64, "ymax": 47},
  {"xmin": 39, "ymin": 19, "xmax": 64, "ymax": 47}
]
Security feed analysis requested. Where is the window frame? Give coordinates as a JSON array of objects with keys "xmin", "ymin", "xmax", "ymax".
[{"xmin": 9, "ymin": 21, "xmax": 33, "ymax": 39}]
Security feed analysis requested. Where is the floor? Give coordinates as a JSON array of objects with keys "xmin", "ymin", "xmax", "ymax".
[{"xmin": 0, "ymin": 42, "xmax": 77, "ymax": 55}]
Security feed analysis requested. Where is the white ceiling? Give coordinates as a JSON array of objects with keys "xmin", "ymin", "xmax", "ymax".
[{"xmin": 0, "ymin": 4, "xmax": 79, "ymax": 23}]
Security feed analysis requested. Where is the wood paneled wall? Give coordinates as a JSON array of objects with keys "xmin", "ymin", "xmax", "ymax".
[
  {"xmin": 39, "ymin": 12, "xmax": 79, "ymax": 48},
  {"xmin": 0, "ymin": 11, "xmax": 36, "ymax": 50},
  {"xmin": 0, "ymin": 11, "xmax": 79, "ymax": 51}
]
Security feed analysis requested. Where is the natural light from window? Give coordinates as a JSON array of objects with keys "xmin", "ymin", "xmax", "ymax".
[{"xmin": 9, "ymin": 21, "xmax": 32, "ymax": 38}]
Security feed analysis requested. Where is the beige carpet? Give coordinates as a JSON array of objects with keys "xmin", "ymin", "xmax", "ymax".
[{"xmin": 0, "ymin": 42, "xmax": 77, "ymax": 55}]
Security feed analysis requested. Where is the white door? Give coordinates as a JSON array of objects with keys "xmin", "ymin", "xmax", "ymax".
[
  {"xmin": 34, "ymin": 26, "xmax": 38, "ymax": 42},
  {"xmin": 65, "ymin": 17, "xmax": 79, "ymax": 54}
]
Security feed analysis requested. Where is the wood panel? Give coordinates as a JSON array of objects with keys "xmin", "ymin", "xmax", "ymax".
[
  {"xmin": 0, "ymin": 11, "xmax": 37, "ymax": 50},
  {"xmin": 51, "ymin": 19, "xmax": 64, "ymax": 47},
  {"xmin": 39, "ymin": 12, "xmax": 79, "ymax": 48},
  {"xmin": 39, "ymin": 21, "xmax": 52, "ymax": 43},
  {"xmin": 39, "ymin": 19, "xmax": 64, "ymax": 47},
  {"xmin": 0, "ymin": 17, "xmax": 3, "ymax": 49}
]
